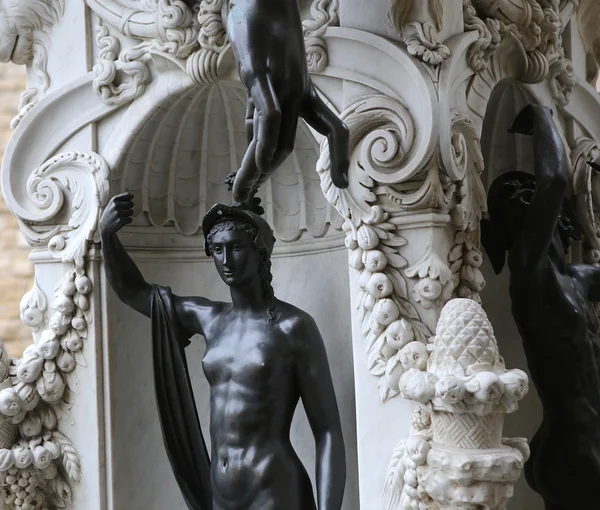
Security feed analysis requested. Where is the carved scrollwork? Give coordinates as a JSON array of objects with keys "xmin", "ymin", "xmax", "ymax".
[
  {"xmin": 0, "ymin": 151, "xmax": 109, "ymax": 509},
  {"xmin": 318, "ymin": 95, "xmax": 432, "ymax": 401},
  {"xmin": 387, "ymin": 1, "xmax": 449, "ymax": 67},
  {"xmin": 93, "ymin": 22, "xmax": 151, "ymax": 107},
  {"xmin": 20, "ymin": 151, "xmax": 110, "ymax": 268}
]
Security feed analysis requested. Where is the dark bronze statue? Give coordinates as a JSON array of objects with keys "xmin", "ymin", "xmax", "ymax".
[
  {"xmin": 482, "ymin": 104, "xmax": 600, "ymax": 510},
  {"xmin": 224, "ymin": 0, "xmax": 350, "ymax": 207},
  {"xmin": 100, "ymin": 195, "xmax": 346, "ymax": 510}
]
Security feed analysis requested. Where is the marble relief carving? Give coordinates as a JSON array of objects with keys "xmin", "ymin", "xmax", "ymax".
[
  {"xmin": 318, "ymin": 94, "xmax": 435, "ymax": 401},
  {"xmin": 383, "ymin": 299, "xmax": 529, "ymax": 510},
  {"xmin": 0, "ymin": 0, "xmax": 65, "ymax": 128},
  {"xmin": 0, "ymin": 152, "xmax": 108, "ymax": 509}
]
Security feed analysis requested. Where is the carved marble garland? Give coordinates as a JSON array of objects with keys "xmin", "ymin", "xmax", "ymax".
[
  {"xmin": 0, "ymin": 151, "xmax": 109, "ymax": 509},
  {"xmin": 318, "ymin": 94, "xmax": 437, "ymax": 402},
  {"xmin": 383, "ymin": 299, "xmax": 529, "ymax": 510}
]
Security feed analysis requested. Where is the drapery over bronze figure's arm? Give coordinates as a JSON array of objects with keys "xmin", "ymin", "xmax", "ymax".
[{"xmin": 224, "ymin": 0, "xmax": 350, "ymax": 207}]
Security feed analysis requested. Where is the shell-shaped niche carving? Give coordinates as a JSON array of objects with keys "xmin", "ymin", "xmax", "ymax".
[{"xmin": 111, "ymin": 80, "xmax": 342, "ymax": 245}]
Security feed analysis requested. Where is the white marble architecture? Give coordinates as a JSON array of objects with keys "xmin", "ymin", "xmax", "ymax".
[{"xmin": 0, "ymin": 0, "xmax": 598, "ymax": 509}]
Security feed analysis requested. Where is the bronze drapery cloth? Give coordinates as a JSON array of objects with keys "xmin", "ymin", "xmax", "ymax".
[{"xmin": 151, "ymin": 285, "xmax": 212, "ymax": 510}]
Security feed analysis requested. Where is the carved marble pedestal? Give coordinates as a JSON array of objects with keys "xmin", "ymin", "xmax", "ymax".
[{"xmin": 0, "ymin": 1, "xmax": 599, "ymax": 509}]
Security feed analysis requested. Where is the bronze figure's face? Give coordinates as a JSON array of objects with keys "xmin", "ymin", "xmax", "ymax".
[{"xmin": 209, "ymin": 228, "xmax": 260, "ymax": 287}]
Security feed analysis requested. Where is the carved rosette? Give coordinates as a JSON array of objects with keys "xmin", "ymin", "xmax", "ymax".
[
  {"xmin": 384, "ymin": 299, "xmax": 529, "ymax": 510},
  {"xmin": 0, "ymin": 151, "xmax": 109, "ymax": 509}
]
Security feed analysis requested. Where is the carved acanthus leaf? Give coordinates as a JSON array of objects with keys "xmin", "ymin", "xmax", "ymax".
[
  {"xmin": 404, "ymin": 22, "xmax": 450, "ymax": 66},
  {"xmin": 443, "ymin": 109, "xmax": 487, "ymax": 301},
  {"xmin": 21, "ymin": 151, "xmax": 110, "ymax": 268}
]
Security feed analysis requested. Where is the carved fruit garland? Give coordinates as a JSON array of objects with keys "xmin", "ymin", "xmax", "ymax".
[
  {"xmin": 446, "ymin": 110, "xmax": 487, "ymax": 301},
  {"xmin": 0, "ymin": 267, "xmax": 91, "ymax": 510},
  {"xmin": 0, "ymin": 151, "xmax": 109, "ymax": 509},
  {"xmin": 318, "ymin": 95, "xmax": 431, "ymax": 402}
]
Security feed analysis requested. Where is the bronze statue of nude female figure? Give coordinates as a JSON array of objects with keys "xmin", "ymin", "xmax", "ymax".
[
  {"xmin": 100, "ymin": 196, "xmax": 346, "ymax": 510},
  {"xmin": 482, "ymin": 104, "xmax": 600, "ymax": 510}
]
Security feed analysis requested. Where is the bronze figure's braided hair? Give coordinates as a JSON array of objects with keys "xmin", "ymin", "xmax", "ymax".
[{"xmin": 206, "ymin": 219, "xmax": 276, "ymax": 323}]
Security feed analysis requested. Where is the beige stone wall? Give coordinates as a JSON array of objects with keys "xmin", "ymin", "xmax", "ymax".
[{"xmin": 0, "ymin": 63, "xmax": 34, "ymax": 357}]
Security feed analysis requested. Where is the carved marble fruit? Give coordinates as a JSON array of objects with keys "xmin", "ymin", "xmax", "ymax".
[
  {"xmin": 32, "ymin": 446, "xmax": 52, "ymax": 470},
  {"xmin": 36, "ymin": 372, "xmax": 66, "ymax": 403},
  {"xmin": 12, "ymin": 447, "xmax": 32, "ymax": 469},
  {"xmin": 349, "ymin": 248, "xmax": 364, "ymax": 270},
  {"xmin": 18, "ymin": 413, "xmax": 42, "ymax": 437},
  {"xmin": 466, "ymin": 372, "xmax": 504, "ymax": 403},
  {"xmin": 367, "ymin": 272, "xmax": 393, "ymax": 298},
  {"xmin": 435, "ymin": 376, "xmax": 465, "ymax": 404},
  {"xmin": 357, "ymin": 225, "xmax": 379, "ymax": 250},
  {"xmin": 36, "ymin": 332, "xmax": 60, "ymax": 360},
  {"xmin": 363, "ymin": 250, "xmax": 388, "ymax": 271},
  {"xmin": 385, "ymin": 319, "xmax": 414, "ymax": 350},
  {"xmin": 75, "ymin": 275, "xmax": 92, "ymax": 294},
  {"xmin": 399, "ymin": 369, "xmax": 436, "ymax": 403},
  {"xmin": 415, "ymin": 278, "xmax": 442, "ymax": 301},
  {"xmin": 57, "ymin": 351, "xmax": 76, "ymax": 373},
  {"xmin": 372, "ymin": 298, "xmax": 400, "ymax": 325},
  {"xmin": 16, "ymin": 354, "xmax": 44, "ymax": 384},
  {"xmin": 345, "ymin": 236, "xmax": 358, "ymax": 250},
  {"xmin": 55, "ymin": 295, "xmax": 75, "ymax": 315},
  {"xmin": 399, "ymin": 342, "xmax": 428, "ymax": 371}
]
